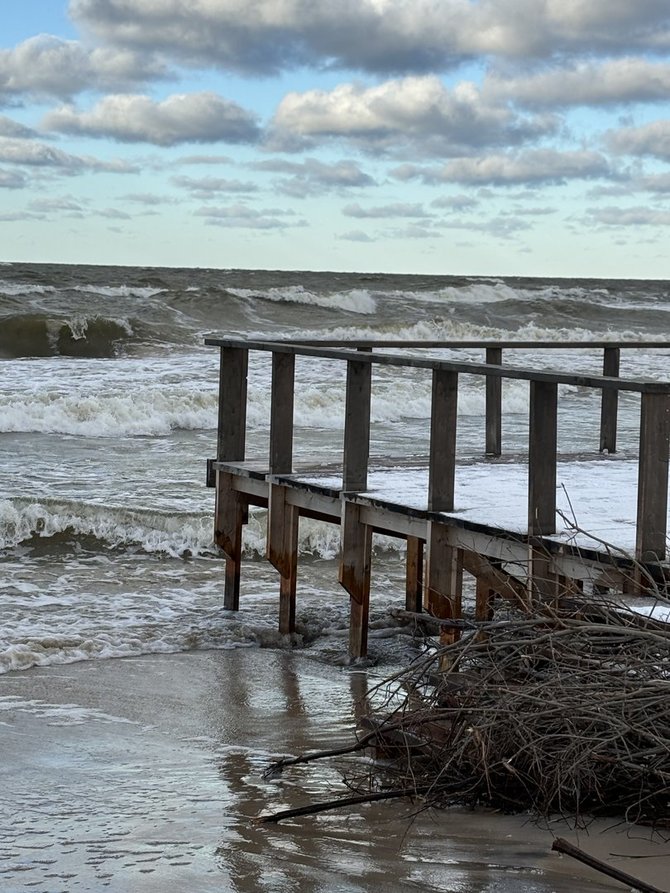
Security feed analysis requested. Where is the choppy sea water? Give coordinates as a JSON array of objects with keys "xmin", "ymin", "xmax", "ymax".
[{"xmin": 2, "ymin": 263, "xmax": 670, "ymax": 891}]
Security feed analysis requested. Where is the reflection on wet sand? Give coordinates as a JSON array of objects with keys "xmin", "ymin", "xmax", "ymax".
[{"xmin": 0, "ymin": 649, "xmax": 665, "ymax": 892}]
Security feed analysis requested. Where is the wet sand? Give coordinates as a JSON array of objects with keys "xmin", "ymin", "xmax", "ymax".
[{"xmin": 1, "ymin": 649, "xmax": 668, "ymax": 893}]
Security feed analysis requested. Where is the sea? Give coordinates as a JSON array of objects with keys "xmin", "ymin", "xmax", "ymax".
[{"xmin": 1, "ymin": 262, "xmax": 669, "ymax": 892}]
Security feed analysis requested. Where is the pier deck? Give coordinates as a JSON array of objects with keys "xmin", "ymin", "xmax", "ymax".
[{"xmin": 206, "ymin": 339, "xmax": 670, "ymax": 658}]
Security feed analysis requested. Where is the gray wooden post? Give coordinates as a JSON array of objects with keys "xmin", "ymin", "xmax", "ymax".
[
  {"xmin": 636, "ymin": 391, "xmax": 670, "ymax": 561},
  {"xmin": 528, "ymin": 380, "xmax": 558, "ymax": 535},
  {"xmin": 269, "ymin": 351, "xmax": 295, "ymax": 474},
  {"xmin": 428, "ymin": 369, "xmax": 458, "ymax": 512},
  {"xmin": 600, "ymin": 346, "xmax": 620, "ymax": 453},
  {"xmin": 217, "ymin": 347, "xmax": 248, "ymax": 461},
  {"xmin": 342, "ymin": 359, "xmax": 372, "ymax": 491},
  {"xmin": 485, "ymin": 346, "xmax": 502, "ymax": 457}
]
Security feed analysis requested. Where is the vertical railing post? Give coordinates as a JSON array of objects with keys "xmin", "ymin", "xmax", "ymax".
[
  {"xmin": 485, "ymin": 346, "xmax": 502, "ymax": 457},
  {"xmin": 217, "ymin": 346, "xmax": 248, "ymax": 461},
  {"xmin": 428, "ymin": 369, "xmax": 458, "ymax": 512},
  {"xmin": 342, "ymin": 358, "xmax": 372, "ymax": 491},
  {"xmin": 528, "ymin": 379, "xmax": 557, "ymax": 535},
  {"xmin": 269, "ymin": 350, "xmax": 295, "ymax": 474},
  {"xmin": 600, "ymin": 346, "xmax": 620, "ymax": 453},
  {"xmin": 636, "ymin": 391, "xmax": 670, "ymax": 562}
]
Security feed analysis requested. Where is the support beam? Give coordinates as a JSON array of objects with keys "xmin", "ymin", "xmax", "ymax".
[
  {"xmin": 428, "ymin": 369, "xmax": 458, "ymax": 512},
  {"xmin": 528, "ymin": 380, "xmax": 558, "ymax": 535},
  {"xmin": 342, "ymin": 360, "xmax": 372, "ymax": 492},
  {"xmin": 599, "ymin": 346, "xmax": 620, "ymax": 453},
  {"xmin": 217, "ymin": 347, "xmax": 248, "ymax": 461},
  {"xmin": 339, "ymin": 501, "xmax": 372, "ymax": 658},
  {"xmin": 425, "ymin": 521, "xmax": 463, "ymax": 652},
  {"xmin": 636, "ymin": 392, "xmax": 670, "ymax": 561},
  {"xmin": 485, "ymin": 347, "xmax": 502, "ymax": 457},
  {"xmin": 267, "ymin": 484, "xmax": 300, "ymax": 634},
  {"xmin": 270, "ymin": 351, "xmax": 295, "ymax": 474},
  {"xmin": 528, "ymin": 543, "xmax": 560, "ymax": 606},
  {"xmin": 405, "ymin": 536, "xmax": 423, "ymax": 612},
  {"xmin": 214, "ymin": 471, "xmax": 245, "ymax": 611}
]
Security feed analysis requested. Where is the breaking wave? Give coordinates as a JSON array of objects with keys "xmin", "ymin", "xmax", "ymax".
[{"xmin": 0, "ymin": 314, "xmax": 140, "ymax": 358}]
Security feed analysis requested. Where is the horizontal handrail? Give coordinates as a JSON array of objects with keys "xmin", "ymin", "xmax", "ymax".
[
  {"xmin": 204, "ymin": 337, "xmax": 670, "ymax": 393},
  {"xmin": 291, "ymin": 339, "xmax": 670, "ymax": 350}
]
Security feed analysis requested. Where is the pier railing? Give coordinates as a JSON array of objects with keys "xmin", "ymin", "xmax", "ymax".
[{"xmin": 205, "ymin": 338, "xmax": 670, "ymax": 563}]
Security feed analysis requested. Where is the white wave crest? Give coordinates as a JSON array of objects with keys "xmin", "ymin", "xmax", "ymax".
[
  {"xmin": 0, "ymin": 388, "xmax": 219, "ymax": 436},
  {"xmin": 72, "ymin": 284, "xmax": 167, "ymax": 299},
  {"xmin": 0, "ymin": 498, "xmax": 215, "ymax": 556},
  {"xmin": 0, "ymin": 279, "xmax": 55, "ymax": 296},
  {"xmin": 229, "ymin": 285, "xmax": 376, "ymax": 314}
]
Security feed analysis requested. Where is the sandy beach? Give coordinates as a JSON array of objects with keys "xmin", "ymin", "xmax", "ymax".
[{"xmin": 1, "ymin": 648, "xmax": 668, "ymax": 893}]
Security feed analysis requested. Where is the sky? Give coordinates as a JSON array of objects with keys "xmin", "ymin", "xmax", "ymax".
[{"xmin": 2, "ymin": 1, "xmax": 670, "ymax": 278}]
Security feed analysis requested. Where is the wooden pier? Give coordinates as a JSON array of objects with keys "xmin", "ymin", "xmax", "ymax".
[{"xmin": 206, "ymin": 338, "xmax": 670, "ymax": 659}]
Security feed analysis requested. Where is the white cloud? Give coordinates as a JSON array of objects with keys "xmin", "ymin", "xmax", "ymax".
[
  {"xmin": 606, "ymin": 120, "xmax": 670, "ymax": 161},
  {"xmin": 44, "ymin": 92, "xmax": 260, "ymax": 146},
  {"xmin": 0, "ymin": 136, "xmax": 137, "ymax": 173},
  {"xmin": 194, "ymin": 202, "xmax": 305, "ymax": 229},
  {"xmin": 269, "ymin": 76, "xmax": 555, "ymax": 156},
  {"xmin": 343, "ymin": 202, "xmax": 430, "ymax": 218},
  {"xmin": 484, "ymin": 58, "xmax": 670, "ymax": 109},
  {"xmin": 588, "ymin": 205, "xmax": 670, "ymax": 225},
  {"xmin": 171, "ymin": 174, "xmax": 259, "ymax": 196},
  {"xmin": 253, "ymin": 157, "xmax": 375, "ymax": 197},
  {"xmin": 338, "ymin": 229, "xmax": 375, "ymax": 242},
  {"xmin": 69, "ymin": 0, "xmax": 670, "ymax": 74},
  {"xmin": 0, "ymin": 168, "xmax": 26, "ymax": 188},
  {"xmin": 392, "ymin": 150, "xmax": 612, "ymax": 185},
  {"xmin": 0, "ymin": 116, "xmax": 36, "ymax": 139},
  {"xmin": 0, "ymin": 34, "xmax": 166, "ymax": 101}
]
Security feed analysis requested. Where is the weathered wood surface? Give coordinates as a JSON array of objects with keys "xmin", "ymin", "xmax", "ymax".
[
  {"xmin": 206, "ymin": 338, "xmax": 670, "ymax": 393},
  {"xmin": 217, "ymin": 347, "xmax": 248, "ymax": 461},
  {"xmin": 269, "ymin": 351, "xmax": 295, "ymax": 474},
  {"xmin": 636, "ymin": 391, "xmax": 670, "ymax": 561},
  {"xmin": 599, "ymin": 345, "xmax": 620, "ymax": 453},
  {"xmin": 528, "ymin": 380, "xmax": 557, "ymax": 536},
  {"xmin": 428, "ymin": 369, "xmax": 458, "ymax": 512},
  {"xmin": 339, "ymin": 501, "xmax": 373, "ymax": 658},
  {"xmin": 405, "ymin": 536, "xmax": 423, "ymax": 612},
  {"xmin": 485, "ymin": 346, "xmax": 502, "ymax": 456},
  {"xmin": 343, "ymin": 360, "xmax": 372, "ymax": 492}
]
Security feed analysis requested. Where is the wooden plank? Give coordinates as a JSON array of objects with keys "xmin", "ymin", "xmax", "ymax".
[
  {"xmin": 214, "ymin": 471, "xmax": 245, "ymax": 611},
  {"xmin": 342, "ymin": 360, "xmax": 372, "ymax": 492},
  {"xmin": 217, "ymin": 347, "xmax": 248, "ymax": 461},
  {"xmin": 339, "ymin": 501, "xmax": 372, "ymax": 658},
  {"xmin": 425, "ymin": 522, "xmax": 463, "ymax": 650},
  {"xmin": 599, "ymin": 346, "xmax": 620, "ymax": 453},
  {"xmin": 270, "ymin": 351, "xmax": 295, "ymax": 474},
  {"xmin": 405, "ymin": 536, "xmax": 423, "ymax": 612},
  {"xmin": 267, "ymin": 484, "xmax": 301, "ymax": 633},
  {"xmin": 428, "ymin": 370, "xmax": 458, "ymax": 512},
  {"xmin": 636, "ymin": 392, "xmax": 670, "ymax": 561},
  {"xmin": 485, "ymin": 346, "xmax": 502, "ymax": 456},
  {"xmin": 528, "ymin": 380, "xmax": 558, "ymax": 535}
]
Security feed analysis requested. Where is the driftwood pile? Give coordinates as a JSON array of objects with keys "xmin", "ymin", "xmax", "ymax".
[
  {"xmin": 355, "ymin": 603, "xmax": 670, "ymax": 824},
  {"xmin": 265, "ymin": 602, "xmax": 670, "ymax": 828}
]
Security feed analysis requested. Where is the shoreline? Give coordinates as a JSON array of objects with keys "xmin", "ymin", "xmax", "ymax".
[{"xmin": 1, "ymin": 648, "xmax": 669, "ymax": 892}]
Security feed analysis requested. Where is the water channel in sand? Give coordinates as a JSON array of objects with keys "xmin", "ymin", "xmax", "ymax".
[{"xmin": 1, "ymin": 648, "xmax": 668, "ymax": 893}]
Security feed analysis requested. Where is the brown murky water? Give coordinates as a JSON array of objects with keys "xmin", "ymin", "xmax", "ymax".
[{"xmin": 0, "ymin": 649, "xmax": 667, "ymax": 892}]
